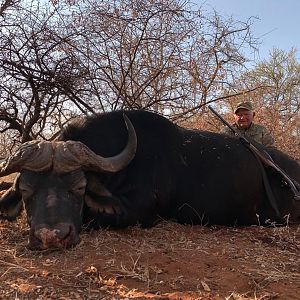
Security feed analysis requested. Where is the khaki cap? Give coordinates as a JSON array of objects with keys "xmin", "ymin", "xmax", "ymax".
[{"xmin": 234, "ymin": 101, "xmax": 253, "ymax": 114}]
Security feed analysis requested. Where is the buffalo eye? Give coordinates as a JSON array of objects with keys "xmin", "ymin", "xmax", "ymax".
[{"xmin": 71, "ymin": 179, "xmax": 87, "ymax": 196}]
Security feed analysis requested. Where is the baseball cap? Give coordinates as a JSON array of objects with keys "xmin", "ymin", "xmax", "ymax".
[{"xmin": 234, "ymin": 102, "xmax": 253, "ymax": 114}]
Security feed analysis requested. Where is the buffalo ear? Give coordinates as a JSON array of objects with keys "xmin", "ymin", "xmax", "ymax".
[
  {"xmin": 86, "ymin": 175, "xmax": 112, "ymax": 197},
  {"xmin": 84, "ymin": 194, "xmax": 121, "ymax": 215},
  {"xmin": 84, "ymin": 178, "xmax": 121, "ymax": 215},
  {"xmin": 84, "ymin": 178, "xmax": 113, "ymax": 213},
  {"xmin": 0, "ymin": 174, "xmax": 23, "ymax": 220},
  {"xmin": 84, "ymin": 194, "xmax": 103, "ymax": 213}
]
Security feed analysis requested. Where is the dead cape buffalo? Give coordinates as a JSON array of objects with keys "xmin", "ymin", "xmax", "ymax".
[{"xmin": 0, "ymin": 110, "xmax": 299, "ymax": 250}]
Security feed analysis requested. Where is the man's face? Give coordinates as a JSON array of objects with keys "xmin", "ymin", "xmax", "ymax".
[{"xmin": 234, "ymin": 108, "xmax": 255, "ymax": 129}]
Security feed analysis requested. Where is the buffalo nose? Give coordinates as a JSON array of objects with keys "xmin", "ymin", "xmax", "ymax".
[
  {"xmin": 37, "ymin": 226, "xmax": 68, "ymax": 240},
  {"xmin": 29, "ymin": 223, "xmax": 78, "ymax": 249}
]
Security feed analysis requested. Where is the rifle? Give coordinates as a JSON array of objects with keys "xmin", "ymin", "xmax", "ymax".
[{"xmin": 208, "ymin": 105, "xmax": 300, "ymax": 201}]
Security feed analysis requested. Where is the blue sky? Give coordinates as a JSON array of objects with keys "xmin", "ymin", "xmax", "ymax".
[{"xmin": 193, "ymin": 0, "xmax": 300, "ymax": 62}]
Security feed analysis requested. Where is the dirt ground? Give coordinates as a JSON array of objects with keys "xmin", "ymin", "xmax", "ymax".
[{"xmin": 0, "ymin": 177, "xmax": 299, "ymax": 300}]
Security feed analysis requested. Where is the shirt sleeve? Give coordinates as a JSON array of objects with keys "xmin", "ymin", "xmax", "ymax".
[{"xmin": 261, "ymin": 127, "xmax": 275, "ymax": 147}]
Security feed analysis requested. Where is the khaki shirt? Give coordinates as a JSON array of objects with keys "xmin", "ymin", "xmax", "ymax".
[{"xmin": 221, "ymin": 123, "xmax": 275, "ymax": 147}]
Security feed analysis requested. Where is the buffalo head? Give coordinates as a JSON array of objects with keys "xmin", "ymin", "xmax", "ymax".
[{"xmin": 0, "ymin": 114, "xmax": 137, "ymax": 250}]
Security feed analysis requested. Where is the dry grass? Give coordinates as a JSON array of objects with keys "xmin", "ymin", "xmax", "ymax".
[{"xmin": 1, "ymin": 216, "xmax": 299, "ymax": 299}]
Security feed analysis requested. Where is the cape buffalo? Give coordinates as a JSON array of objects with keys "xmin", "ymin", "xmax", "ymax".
[{"xmin": 0, "ymin": 110, "xmax": 299, "ymax": 250}]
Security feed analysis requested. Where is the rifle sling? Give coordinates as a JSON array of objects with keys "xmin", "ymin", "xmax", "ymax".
[
  {"xmin": 242, "ymin": 139, "xmax": 300, "ymax": 201},
  {"xmin": 243, "ymin": 142, "xmax": 281, "ymax": 217}
]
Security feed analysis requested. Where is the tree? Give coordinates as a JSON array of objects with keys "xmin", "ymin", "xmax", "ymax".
[
  {"xmin": 0, "ymin": 0, "xmax": 18, "ymax": 16},
  {"xmin": 244, "ymin": 49, "xmax": 300, "ymax": 158},
  {"xmin": 0, "ymin": 0, "xmax": 257, "ymax": 150},
  {"xmin": 197, "ymin": 49, "xmax": 299, "ymax": 159},
  {"xmin": 60, "ymin": 0, "xmax": 257, "ymax": 118},
  {"xmin": 0, "ymin": 0, "xmax": 89, "ymax": 144}
]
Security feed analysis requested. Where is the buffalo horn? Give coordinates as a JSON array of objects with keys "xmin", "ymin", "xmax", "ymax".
[
  {"xmin": 0, "ymin": 141, "xmax": 53, "ymax": 176},
  {"xmin": 53, "ymin": 114, "xmax": 137, "ymax": 173},
  {"xmin": 0, "ymin": 114, "xmax": 137, "ymax": 175}
]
